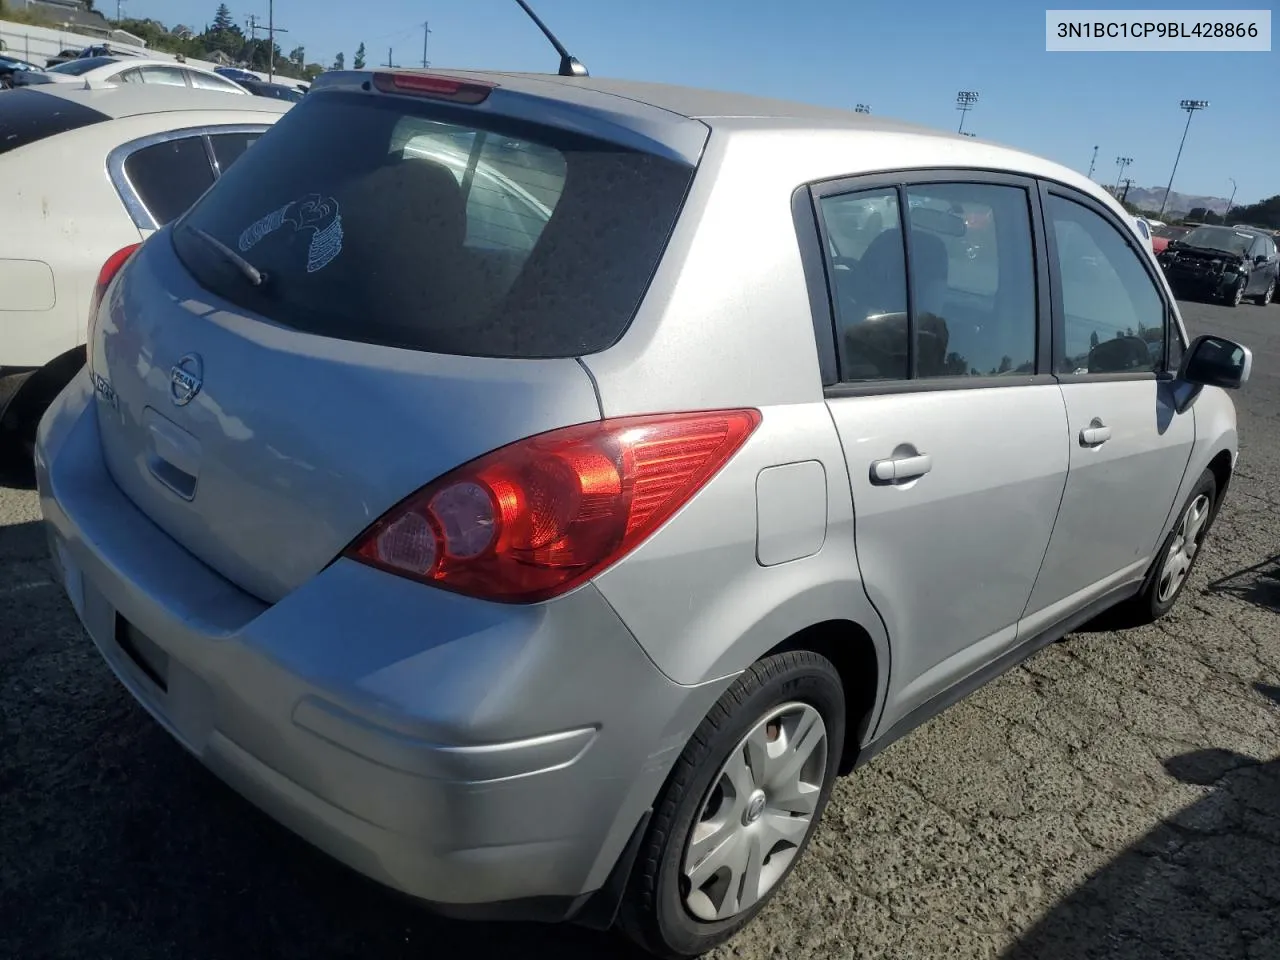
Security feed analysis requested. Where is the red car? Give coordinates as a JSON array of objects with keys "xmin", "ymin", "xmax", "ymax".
[{"xmin": 1152, "ymin": 224, "xmax": 1191, "ymax": 255}]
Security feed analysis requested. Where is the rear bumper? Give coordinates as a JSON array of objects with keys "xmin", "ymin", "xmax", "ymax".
[{"xmin": 35, "ymin": 372, "xmax": 725, "ymax": 917}]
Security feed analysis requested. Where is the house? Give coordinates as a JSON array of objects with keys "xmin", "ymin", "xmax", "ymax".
[{"xmin": 8, "ymin": 0, "xmax": 109, "ymax": 33}]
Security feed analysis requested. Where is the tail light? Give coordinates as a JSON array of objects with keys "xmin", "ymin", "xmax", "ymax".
[
  {"xmin": 344, "ymin": 410, "xmax": 762, "ymax": 603},
  {"xmin": 86, "ymin": 242, "xmax": 141, "ymax": 373}
]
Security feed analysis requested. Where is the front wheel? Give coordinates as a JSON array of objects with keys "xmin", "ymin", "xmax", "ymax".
[
  {"xmin": 1226, "ymin": 279, "xmax": 1246, "ymax": 307},
  {"xmin": 618, "ymin": 651, "xmax": 845, "ymax": 959},
  {"xmin": 1254, "ymin": 278, "xmax": 1275, "ymax": 306},
  {"xmin": 1126, "ymin": 469, "xmax": 1217, "ymax": 624}
]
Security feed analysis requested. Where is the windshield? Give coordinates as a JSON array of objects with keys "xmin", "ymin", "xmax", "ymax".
[
  {"xmin": 49, "ymin": 56, "xmax": 118, "ymax": 76},
  {"xmin": 172, "ymin": 90, "xmax": 697, "ymax": 359},
  {"xmin": 1179, "ymin": 226, "xmax": 1255, "ymax": 256}
]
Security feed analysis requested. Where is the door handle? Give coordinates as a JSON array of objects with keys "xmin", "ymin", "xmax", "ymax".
[
  {"xmin": 1079, "ymin": 420, "xmax": 1112, "ymax": 447},
  {"xmin": 871, "ymin": 453, "xmax": 933, "ymax": 483}
]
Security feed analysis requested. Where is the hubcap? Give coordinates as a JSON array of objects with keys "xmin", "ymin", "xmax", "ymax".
[
  {"xmin": 1158, "ymin": 493, "xmax": 1211, "ymax": 603},
  {"xmin": 1265, "ymin": 282, "xmax": 1275, "ymax": 305},
  {"xmin": 1233, "ymin": 282, "xmax": 1244, "ymax": 305},
  {"xmin": 681, "ymin": 702, "xmax": 828, "ymax": 923}
]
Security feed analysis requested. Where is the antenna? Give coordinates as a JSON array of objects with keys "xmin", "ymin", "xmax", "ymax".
[{"xmin": 513, "ymin": 0, "xmax": 588, "ymax": 77}]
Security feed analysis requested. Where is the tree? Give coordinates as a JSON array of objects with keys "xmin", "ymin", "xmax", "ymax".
[
  {"xmin": 303, "ymin": 62, "xmax": 325, "ymax": 80},
  {"xmin": 332, "ymin": 52, "xmax": 345, "ymax": 70},
  {"xmin": 211, "ymin": 3, "xmax": 235, "ymax": 32},
  {"xmin": 353, "ymin": 42, "xmax": 366, "ymax": 69},
  {"xmin": 289, "ymin": 45, "xmax": 305, "ymax": 68}
]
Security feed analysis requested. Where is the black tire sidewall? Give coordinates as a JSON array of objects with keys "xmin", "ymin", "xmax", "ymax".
[
  {"xmin": 631, "ymin": 652, "xmax": 846, "ymax": 958},
  {"xmin": 1146, "ymin": 470, "xmax": 1217, "ymax": 618}
]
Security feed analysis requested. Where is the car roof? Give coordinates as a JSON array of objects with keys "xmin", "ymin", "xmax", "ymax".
[
  {"xmin": 24, "ymin": 83, "xmax": 293, "ymax": 119},
  {"xmin": 421, "ymin": 68, "xmax": 943, "ymax": 134},
  {"xmin": 84, "ymin": 57, "xmax": 218, "ymax": 72},
  {"xmin": 312, "ymin": 69, "xmax": 1125, "ymax": 207}
]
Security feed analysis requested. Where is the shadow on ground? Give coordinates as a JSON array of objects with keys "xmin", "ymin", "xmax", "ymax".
[
  {"xmin": 0, "ymin": 517, "xmax": 639, "ymax": 960},
  {"xmin": 1207, "ymin": 555, "xmax": 1280, "ymax": 612},
  {"xmin": 1003, "ymin": 682, "xmax": 1280, "ymax": 960}
]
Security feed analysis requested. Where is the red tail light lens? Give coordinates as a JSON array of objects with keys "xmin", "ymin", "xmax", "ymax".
[
  {"xmin": 345, "ymin": 410, "xmax": 762, "ymax": 603},
  {"xmin": 86, "ymin": 242, "xmax": 141, "ymax": 371},
  {"xmin": 371, "ymin": 72, "xmax": 494, "ymax": 104}
]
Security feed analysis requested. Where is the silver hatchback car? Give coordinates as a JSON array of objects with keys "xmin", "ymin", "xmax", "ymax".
[{"xmin": 36, "ymin": 68, "xmax": 1251, "ymax": 957}]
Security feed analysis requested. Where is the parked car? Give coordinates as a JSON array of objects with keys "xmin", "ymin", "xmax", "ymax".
[
  {"xmin": 215, "ymin": 66, "xmax": 264, "ymax": 84},
  {"xmin": 0, "ymin": 84, "xmax": 291, "ymax": 472},
  {"xmin": 1130, "ymin": 215, "xmax": 1155, "ymax": 255},
  {"xmin": 1158, "ymin": 224, "xmax": 1278, "ymax": 306},
  {"xmin": 0, "ymin": 53, "xmax": 44, "ymax": 88},
  {"xmin": 234, "ymin": 78, "xmax": 305, "ymax": 102},
  {"xmin": 45, "ymin": 47, "xmax": 87, "ymax": 68},
  {"xmin": 14, "ymin": 56, "xmax": 247, "ymax": 95},
  {"xmin": 36, "ymin": 69, "xmax": 1250, "ymax": 959},
  {"xmin": 1151, "ymin": 223, "xmax": 1191, "ymax": 256}
]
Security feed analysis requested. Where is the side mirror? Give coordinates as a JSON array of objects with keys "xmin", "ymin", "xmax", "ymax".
[
  {"xmin": 1255, "ymin": 254, "xmax": 1269, "ymax": 265},
  {"xmin": 1180, "ymin": 334, "xmax": 1252, "ymax": 390}
]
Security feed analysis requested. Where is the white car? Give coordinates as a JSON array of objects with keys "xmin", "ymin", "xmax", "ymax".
[
  {"xmin": 0, "ymin": 84, "xmax": 291, "ymax": 472},
  {"xmin": 1131, "ymin": 215, "xmax": 1155, "ymax": 256},
  {"xmin": 14, "ymin": 55, "xmax": 248, "ymax": 95}
]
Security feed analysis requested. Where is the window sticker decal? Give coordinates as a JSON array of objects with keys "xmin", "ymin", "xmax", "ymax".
[{"xmin": 238, "ymin": 193, "xmax": 344, "ymax": 273}]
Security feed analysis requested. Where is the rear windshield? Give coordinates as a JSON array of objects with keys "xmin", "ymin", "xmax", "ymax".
[
  {"xmin": 171, "ymin": 89, "xmax": 697, "ymax": 358},
  {"xmin": 0, "ymin": 88, "xmax": 108, "ymax": 155},
  {"xmin": 49, "ymin": 56, "xmax": 118, "ymax": 76}
]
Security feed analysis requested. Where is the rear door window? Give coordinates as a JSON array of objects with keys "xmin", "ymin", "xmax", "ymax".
[
  {"xmin": 208, "ymin": 131, "xmax": 260, "ymax": 173},
  {"xmin": 0, "ymin": 88, "xmax": 109, "ymax": 155},
  {"xmin": 186, "ymin": 69, "xmax": 241, "ymax": 93},
  {"xmin": 124, "ymin": 136, "xmax": 216, "ymax": 225},
  {"xmin": 171, "ymin": 90, "xmax": 697, "ymax": 359},
  {"xmin": 139, "ymin": 65, "xmax": 188, "ymax": 88}
]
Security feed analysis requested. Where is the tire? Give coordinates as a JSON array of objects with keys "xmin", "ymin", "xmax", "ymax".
[
  {"xmin": 618, "ymin": 651, "xmax": 845, "ymax": 959},
  {"xmin": 1254, "ymin": 278, "xmax": 1275, "ymax": 306},
  {"xmin": 1125, "ymin": 469, "xmax": 1218, "ymax": 625},
  {"xmin": 1226, "ymin": 278, "xmax": 1246, "ymax": 307},
  {"xmin": 0, "ymin": 370, "xmax": 36, "ymax": 483}
]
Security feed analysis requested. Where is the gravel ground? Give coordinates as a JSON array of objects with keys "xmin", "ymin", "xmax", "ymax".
[{"xmin": 1, "ymin": 299, "xmax": 1278, "ymax": 960}]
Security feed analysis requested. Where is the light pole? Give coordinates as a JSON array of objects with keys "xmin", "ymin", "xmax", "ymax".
[
  {"xmin": 1087, "ymin": 145, "xmax": 1098, "ymax": 180},
  {"xmin": 956, "ymin": 90, "xmax": 979, "ymax": 134},
  {"xmin": 854, "ymin": 103, "xmax": 870, "ymax": 114},
  {"xmin": 1114, "ymin": 156, "xmax": 1133, "ymax": 195},
  {"xmin": 1226, "ymin": 177, "xmax": 1237, "ymax": 221},
  {"xmin": 1157, "ymin": 99, "xmax": 1209, "ymax": 219}
]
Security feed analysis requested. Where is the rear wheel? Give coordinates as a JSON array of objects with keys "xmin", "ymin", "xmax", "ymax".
[
  {"xmin": 0, "ymin": 371, "xmax": 37, "ymax": 484},
  {"xmin": 618, "ymin": 651, "xmax": 845, "ymax": 959}
]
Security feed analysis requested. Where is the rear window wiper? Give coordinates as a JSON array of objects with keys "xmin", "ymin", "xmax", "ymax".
[{"xmin": 184, "ymin": 225, "xmax": 267, "ymax": 287}]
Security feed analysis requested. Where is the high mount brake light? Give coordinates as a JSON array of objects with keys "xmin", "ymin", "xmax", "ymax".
[
  {"xmin": 86, "ymin": 242, "xmax": 141, "ymax": 374},
  {"xmin": 344, "ymin": 410, "xmax": 762, "ymax": 603},
  {"xmin": 371, "ymin": 71, "xmax": 495, "ymax": 105}
]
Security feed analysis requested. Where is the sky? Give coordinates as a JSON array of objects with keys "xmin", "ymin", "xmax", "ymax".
[{"xmin": 120, "ymin": 0, "xmax": 1278, "ymax": 205}]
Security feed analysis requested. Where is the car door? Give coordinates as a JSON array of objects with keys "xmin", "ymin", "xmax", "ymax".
[
  {"xmin": 813, "ymin": 172, "xmax": 1070, "ymax": 721},
  {"xmin": 1022, "ymin": 185, "xmax": 1195, "ymax": 624},
  {"xmin": 1251, "ymin": 235, "xmax": 1278, "ymax": 296}
]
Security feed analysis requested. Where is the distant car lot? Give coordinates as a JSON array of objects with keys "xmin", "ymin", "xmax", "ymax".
[{"xmin": 1, "ymin": 297, "xmax": 1277, "ymax": 960}]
